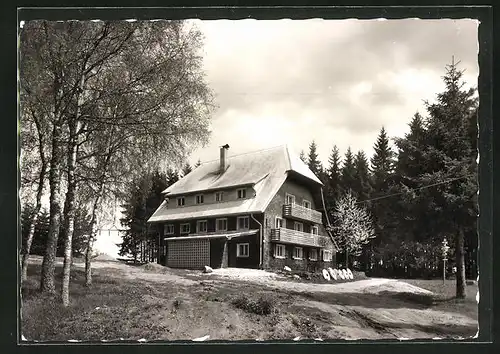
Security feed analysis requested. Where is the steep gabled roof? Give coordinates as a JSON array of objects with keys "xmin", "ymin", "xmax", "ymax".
[{"xmin": 148, "ymin": 145, "xmax": 323, "ymax": 223}]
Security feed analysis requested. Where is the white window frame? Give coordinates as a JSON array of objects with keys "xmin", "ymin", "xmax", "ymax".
[
  {"xmin": 274, "ymin": 244, "xmax": 286, "ymax": 259},
  {"xmin": 294, "ymin": 221, "xmax": 304, "ymax": 232},
  {"xmin": 285, "ymin": 193, "xmax": 296, "ymax": 205},
  {"xmin": 309, "ymin": 248, "xmax": 318, "ymax": 261},
  {"xmin": 323, "ymin": 250, "xmax": 332, "ymax": 262},
  {"xmin": 236, "ymin": 243, "xmax": 249, "ymax": 258},
  {"xmin": 215, "ymin": 191, "xmax": 224, "ymax": 202},
  {"xmin": 195, "ymin": 194, "xmax": 204, "ymax": 205},
  {"xmin": 216, "ymin": 218, "xmax": 228, "ymax": 232},
  {"xmin": 302, "ymin": 200, "xmax": 311, "ymax": 209},
  {"xmin": 237, "ymin": 188, "xmax": 247, "ymax": 199},
  {"xmin": 293, "ymin": 247, "xmax": 303, "ymax": 260},
  {"xmin": 275, "ymin": 216, "xmax": 284, "ymax": 229},
  {"xmin": 164, "ymin": 224, "xmax": 174, "ymax": 235},
  {"xmin": 177, "ymin": 197, "xmax": 185, "ymax": 207},
  {"xmin": 180, "ymin": 223, "xmax": 190, "ymax": 234},
  {"xmin": 197, "ymin": 220, "xmax": 208, "ymax": 233},
  {"xmin": 237, "ymin": 216, "xmax": 250, "ymax": 230},
  {"xmin": 311, "ymin": 226, "xmax": 319, "ymax": 235}
]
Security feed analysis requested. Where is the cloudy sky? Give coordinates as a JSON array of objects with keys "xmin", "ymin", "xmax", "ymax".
[{"xmin": 186, "ymin": 19, "xmax": 479, "ymax": 167}]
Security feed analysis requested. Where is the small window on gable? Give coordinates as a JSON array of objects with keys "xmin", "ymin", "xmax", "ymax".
[
  {"xmin": 236, "ymin": 243, "xmax": 249, "ymax": 258},
  {"xmin": 311, "ymin": 226, "xmax": 319, "ymax": 235},
  {"xmin": 215, "ymin": 191, "xmax": 224, "ymax": 202},
  {"xmin": 164, "ymin": 224, "xmax": 174, "ymax": 235},
  {"xmin": 177, "ymin": 197, "xmax": 185, "ymax": 207},
  {"xmin": 195, "ymin": 194, "xmax": 204, "ymax": 204},
  {"xmin": 303, "ymin": 200, "xmax": 311, "ymax": 209},
  {"xmin": 237, "ymin": 188, "xmax": 247, "ymax": 199},
  {"xmin": 275, "ymin": 217, "xmax": 284, "ymax": 229},
  {"xmin": 285, "ymin": 193, "xmax": 296, "ymax": 205},
  {"xmin": 216, "ymin": 218, "xmax": 228, "ymax": 231},
  {"xmin": 323, "ymin": 250, "xmax": 332, "ymax": 262},
  {"xmin": 274, "ymin": 244, "xmax": 286, "ymax": 258},
  {"xmin": 180, "ymin": 223, "xmax": 190, "ymax": 234}
]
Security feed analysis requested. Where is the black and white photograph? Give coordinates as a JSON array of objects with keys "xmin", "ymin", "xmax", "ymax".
[{"xmin": 19, "ymin": 12, "xmax": 482, "ymax": 342}]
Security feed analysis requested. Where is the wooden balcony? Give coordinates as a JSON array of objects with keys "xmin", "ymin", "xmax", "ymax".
[
  {"xmin": 282, "ymin": 203, "xmax": 323, "ymax": 224},
  {"xmin": 270, "ymin": 228, "xmax": 330, "ymax": 248}
]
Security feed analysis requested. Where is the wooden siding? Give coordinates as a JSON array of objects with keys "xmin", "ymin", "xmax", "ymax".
[
  {"xmin": 282, "ymin": 203, "xmax": 322, "ymax": 224},
  {"xmin": 270, "ymin": 228, "xmax": 330, "ymax": 248}
]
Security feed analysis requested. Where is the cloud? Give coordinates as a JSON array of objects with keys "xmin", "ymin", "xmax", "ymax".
[{"xmin": 187, "ymin": 18, "xmax": 478, "ymax": 167}]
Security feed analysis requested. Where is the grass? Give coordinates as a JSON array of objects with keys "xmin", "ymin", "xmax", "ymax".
[{"xmin": 21, "ymin": 262, "xmax": 479, "ymax": 341}]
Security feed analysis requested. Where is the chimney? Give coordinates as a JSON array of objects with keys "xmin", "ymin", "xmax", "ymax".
[{"xmin": 220, "ymin": 144, "xmax": 229, "ymax": 173}]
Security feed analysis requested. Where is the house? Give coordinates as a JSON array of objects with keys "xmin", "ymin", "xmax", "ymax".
[{"xmin": 147, "ymin": 145, "xmax": 338, "ymax": 271}]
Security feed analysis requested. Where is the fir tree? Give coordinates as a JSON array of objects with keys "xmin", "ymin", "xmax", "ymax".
[
  {"xmin": 353, "ymin": 150, "xmax": 372, "ymax": 201},
  {"xmin": 194, "ymin": 159, "xmax": 202, "ymax": 168},
  {"xmin": 325, "ymin": 145, "xmax": 342, "ymax": 214},
  {"xmin": 340, "ymin": 147, "xmax": 356, "ymax": 194},
  {"xmin": 370, "ymin": 127, "xmax": 395, "ymax": 193},
  {"xmin": 299, "ymin": 150, "xmax": 307, "ymax": 163},
  {"xmin": 307, "ymin": 140, "xmax": 322, "ymax": 175},
  {"xmin": 412, "ymin": 60, "xmax": 478, "ymax": 298},
  {"xmin": 181, "ymin": 163, "xmax": 192, "ymax": 177}
]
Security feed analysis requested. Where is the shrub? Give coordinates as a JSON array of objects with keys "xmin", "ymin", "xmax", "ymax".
[{"xmin": 232, "ymin": 295, "xmax": 276, "ymax": 315}]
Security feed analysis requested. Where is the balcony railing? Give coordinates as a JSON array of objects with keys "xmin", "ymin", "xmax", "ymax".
[
  {"xmin": 282, "ymin": 203, "xmax": 323, "ymax": 224},
  {"xmin": 270, "ymin": 227, "xmax": 330, "ymax": 248}
]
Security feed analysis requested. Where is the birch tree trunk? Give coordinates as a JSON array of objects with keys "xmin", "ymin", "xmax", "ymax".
[
  {"xmin": 21, "ymin": 113, "xmax": 47, "ymax": 282},
  {"xmin": 40, "ymin": 120, "xmax": 64, "ymax": 294},
  {"xmin": 85, "ymin": 195, "xmax": 102, "ymax": 287},
  {"xmin": 61, "ymin": 118, "xmax": 82, "ymax": 306}
]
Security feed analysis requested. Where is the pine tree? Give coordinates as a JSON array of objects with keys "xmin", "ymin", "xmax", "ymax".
[
  {"xmin": 340, "ymin": 147, "xmax": 356, "ymax": 194},
  {"xmin": 307, "ymin": 141, "xmax": 322, "ymax": 176}
]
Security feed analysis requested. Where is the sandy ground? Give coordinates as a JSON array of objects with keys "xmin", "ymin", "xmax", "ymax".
[{"xmin": 26, "ymin": 256, "xmax": 478, "ymax": 340}]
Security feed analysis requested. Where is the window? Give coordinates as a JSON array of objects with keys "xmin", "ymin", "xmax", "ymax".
[
  {"xmin": 293, "ymin": 247, "xmax": 303, "ymax": 260},
  {"xmin": 177, "ymin": 197, "xmax": 185, "ymax": 207},
  {"xmin": 215, "ymin": 191, "xmax": 224, "ymax": 202},
  {"xmin": 216, "ymin": 218, "xmax": 228, "ymax": 231},
  {"xmin": 164, "ymin": 224, "xmax": 174, "ymax": 235},
  {"xmin": 197, "ymin": 220, "xmax": 208, "ymax": 233},
  {"xmin": 275, "ymin": 217, "xmax": 284, "ymax": 229},
  {"xmin": 294, "ymin": 222, "xmax": 304, "ymax": 232},
  {"xmin": 274, "ymin": 244, "xmax": 286, "ymax": 258},
  {"xmin": 323, "ymin": 250, "xmax": 332, "ymax": 262},
  {"xmin": 309, "ymin": 249, "xmax": 318, "ymax": 261},
  {"xmin": 236, "ymin": 243, "xmax": 249, "ymax": 258},
  {"xmin": 285, "ymin": 193, "xmax": 296, "ymax": 205},
  {"xmin": 237, "ymin": 216, "xmax": 250, "ymax": 230},
  {"xmin": 237, "ymin": 188, "xmax": 247, "ymax": 199},
  {"xmin": 180, "ymin": 223, "xmax": 190, "ymax": 234},
  {"xmin": 195, "ymin": 194, "xmax": 204, "ymax": 204},
  {"xmin": 311, "ymin": 226, "xmax": 319, "ymax": 235},
  {"xmin": 302, "ymin": 200, "xmax": 311, "ymax": 209}
]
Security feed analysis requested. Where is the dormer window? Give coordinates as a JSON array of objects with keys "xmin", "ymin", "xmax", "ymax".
[
  {"xmin": 177, "ymin": 197, "xmax": 185, "ymax": 207},
  {"xmin": 215, "ymin": 191, "xmax": 224, "ymax": 202},
  {"xmin": 302, "ymin": 200, "xmax": 311, "ymax": 209},
  {"xmin": 195, "ymin": 194, "xmax": 204, "ymax": 205},
  {"xmin": 237, "ymin": 188, "xmax": 246, "ymax": 199},
  {"xmin": 285, "ymin": 193, "xmax": 296, "ymax": 205}
]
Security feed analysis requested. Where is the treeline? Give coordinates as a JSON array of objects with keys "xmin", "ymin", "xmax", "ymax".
[
  {"xmin": 301, "ymin": 61, "xmax": 477, "ymax": 297},
  {"xmin": 117, "ymin": 160, "xmax": 202, "ymax": 262},
  {"xmin": 19, "ymin": 20, "xmax": 215, "ymax": 306}
]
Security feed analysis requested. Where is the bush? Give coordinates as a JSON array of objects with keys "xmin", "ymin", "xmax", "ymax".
[{"xmin": 232, "ymin": 295, "xmax": 276, "ymax": 315}]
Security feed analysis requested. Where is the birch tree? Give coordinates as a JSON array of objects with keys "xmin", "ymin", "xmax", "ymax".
[{"xmin": 331, "ymin": 191, "xmax": 375, "ymax": 268}]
